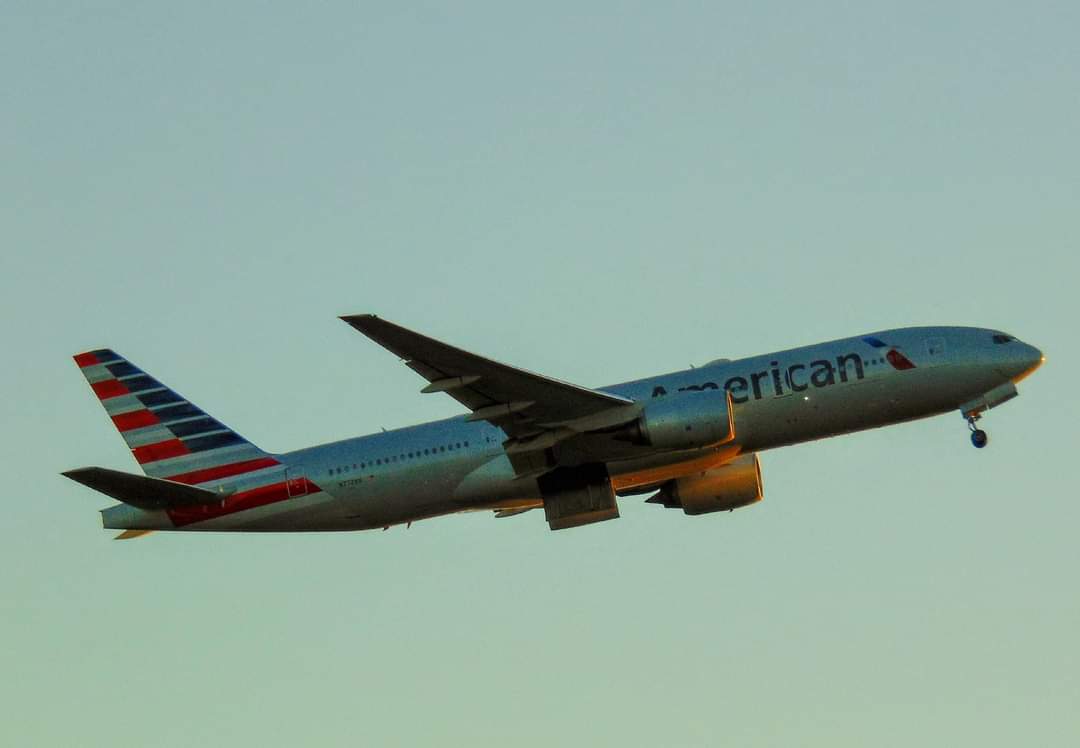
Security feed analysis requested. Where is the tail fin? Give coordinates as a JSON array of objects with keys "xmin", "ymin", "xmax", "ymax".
[{"xmin": 72, "ymin": 349, "xmax": 279, "ymax": 484}]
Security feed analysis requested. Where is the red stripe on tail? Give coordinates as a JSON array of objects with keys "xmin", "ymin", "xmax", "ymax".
[
  {"xmin": 74, "ymin": 352, "xmax": 100, "ymax": 368},
  {"xmin": 165, "ymin": 457, "xmax": 281, "ymax": 485},
  {"xmin": 92, "ymin": 379, "xmax": 130, "ymax": 400},
  {"xmin": 111, "ymin": 410, "xmax": 160, "ymax": 432},
  {"xmin": 132, "ymin": 438, "xmax": 190, "ymax": 464}
]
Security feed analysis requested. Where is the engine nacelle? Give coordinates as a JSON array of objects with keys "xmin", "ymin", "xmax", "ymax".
[
  {"xmin": 648, "ymin": 454, "xmax": 763, "ymax": 515},
  {"xmin": 618, "ymin": 389, "xmax": 735, "ymax": 450}
]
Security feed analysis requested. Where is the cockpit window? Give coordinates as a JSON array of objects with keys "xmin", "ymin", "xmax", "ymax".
[{"xmin": 992, "ymin": 334, "xmax": 1015, "ymax": 344}]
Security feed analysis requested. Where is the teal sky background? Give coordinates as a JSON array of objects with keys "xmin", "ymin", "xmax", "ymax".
[{"xmin": 3, "ymin": 2, "xmax": 1077, "ymax": 745}]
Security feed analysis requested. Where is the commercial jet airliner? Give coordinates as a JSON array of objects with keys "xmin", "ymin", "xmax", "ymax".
[{"xmin": 63, "ymin": 316, "xmax": 1044, "ymax": 538}]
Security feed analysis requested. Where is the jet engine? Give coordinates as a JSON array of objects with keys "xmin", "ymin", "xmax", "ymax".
[
  {"xmin": 616, "ymin": 389, "xmax": 734, "ymax": 450},
  {"xmin": 647, "ymin": 454, "xmax": 762, "ymax": 515}
]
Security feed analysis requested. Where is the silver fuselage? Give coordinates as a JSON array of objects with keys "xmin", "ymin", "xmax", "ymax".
[{"xmin": 102, "ymin": 326, "xmax": 1042, "ymax": 532}]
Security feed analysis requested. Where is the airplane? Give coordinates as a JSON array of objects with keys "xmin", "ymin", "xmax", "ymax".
[{"xmin": 62, "ymin": 316, "xmax": 1044, "ymax": 537}]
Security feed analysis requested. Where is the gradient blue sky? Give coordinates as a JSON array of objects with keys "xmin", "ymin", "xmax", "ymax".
[{"xmin": 3, "ymin": 2, "xmax": 1077, "ymax": 745}]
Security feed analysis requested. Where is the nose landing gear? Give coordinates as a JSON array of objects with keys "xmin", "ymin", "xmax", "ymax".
[{"xmin": 966, "ymin": 414, "xmax": 989, "ymax": 449}]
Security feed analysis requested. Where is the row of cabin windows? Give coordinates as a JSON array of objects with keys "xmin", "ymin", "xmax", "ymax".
[{"xmin": 328, "ymin": 441, "xmax": 470, "ymax": 477}]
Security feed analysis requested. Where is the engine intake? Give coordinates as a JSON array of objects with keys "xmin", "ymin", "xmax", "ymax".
[{"xmin": 648, "ymin": 453, "xmax": 762, "ymax": 515}]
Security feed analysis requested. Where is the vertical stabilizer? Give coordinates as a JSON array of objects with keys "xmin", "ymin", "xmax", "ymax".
[{"xmin": 72, "ymin": 349, "xmax": 280, "ymax": 484}]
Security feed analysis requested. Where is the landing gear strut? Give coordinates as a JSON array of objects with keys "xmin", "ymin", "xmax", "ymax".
[{"xmin": 966, "ymin": 414, "xmax": 988, "ymax": 449}]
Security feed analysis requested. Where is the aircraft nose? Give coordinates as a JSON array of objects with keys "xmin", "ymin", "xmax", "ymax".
[
  {"xmin": 1024, "ymin": 343, "xmax": 1044, "ymax": 372},
  {"xmin": 1007, "ymin": 342, "xmax": 1044, "ymax": 382}
]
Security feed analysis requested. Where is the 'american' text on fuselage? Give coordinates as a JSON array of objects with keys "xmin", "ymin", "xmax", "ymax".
[{"xmin": 651, "ymin": 353, "xmax": 867, "ymax": 403}]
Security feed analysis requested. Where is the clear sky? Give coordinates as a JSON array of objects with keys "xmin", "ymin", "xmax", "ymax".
[{"xmin": 2, "ymin": 2, "xmax": 1077, "ymax": 745}]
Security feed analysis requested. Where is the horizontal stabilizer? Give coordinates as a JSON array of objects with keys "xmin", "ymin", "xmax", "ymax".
[{"xmin": 62, "ymin": 467, "xmax": 234, "ymax": 511}]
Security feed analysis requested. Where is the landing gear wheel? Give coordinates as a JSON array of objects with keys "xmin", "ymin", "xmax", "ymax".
[{"xmin": 965, "ymin": 413, "xmax": 988, "ymax": 449}]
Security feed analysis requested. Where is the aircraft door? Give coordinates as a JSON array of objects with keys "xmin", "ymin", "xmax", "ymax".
[{"xmin": 285, "ymin": 469, "xmax": 309, "ymax": 498}]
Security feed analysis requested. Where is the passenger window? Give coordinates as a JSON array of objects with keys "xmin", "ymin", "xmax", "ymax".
[{"xmin": 927, "ymin": 338, "xmax": 946, "ymax": 356}]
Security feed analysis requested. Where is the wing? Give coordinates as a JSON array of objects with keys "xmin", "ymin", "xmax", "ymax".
[{"xmin": 339, "ymin": 315, "xmax": 639, "ymax": 446}]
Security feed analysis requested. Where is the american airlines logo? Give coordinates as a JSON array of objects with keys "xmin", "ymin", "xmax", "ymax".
[{"xmin": 651, "ymin": 340, "xmax": 915, "ymax": 404}]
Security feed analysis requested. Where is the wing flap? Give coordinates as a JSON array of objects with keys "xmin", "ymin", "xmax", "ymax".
[{"xmin": 62, "ymin": 467, "xmax": 234, "ymax": 511}]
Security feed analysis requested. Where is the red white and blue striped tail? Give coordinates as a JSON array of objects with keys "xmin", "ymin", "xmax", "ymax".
[{"xmin": 72, "ymin": 349, "xmax": 281, "ymax": 485}]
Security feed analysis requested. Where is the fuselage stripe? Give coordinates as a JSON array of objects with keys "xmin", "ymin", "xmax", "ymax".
[{"xmin": 166, "ymin": 478, "xmax": 321, "ymax": 527}]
